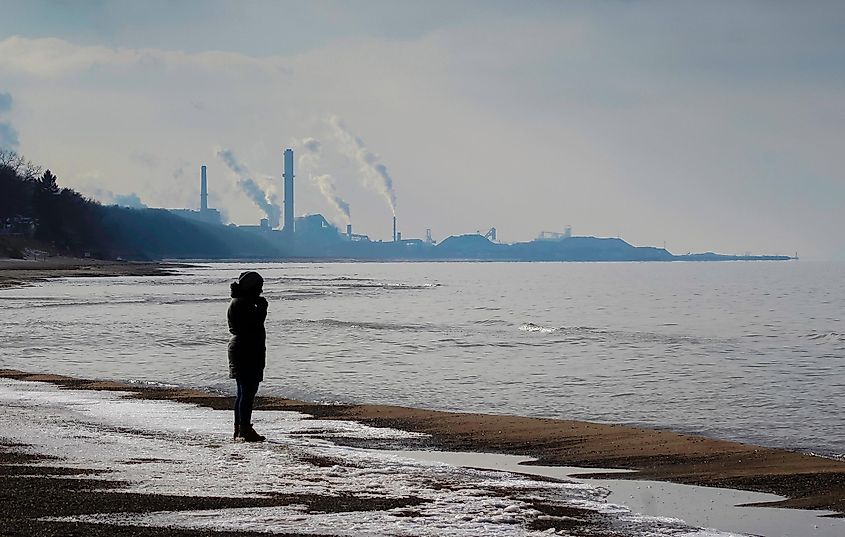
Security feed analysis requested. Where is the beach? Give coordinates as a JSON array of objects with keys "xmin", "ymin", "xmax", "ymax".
[
  {"xmin": 1, "ymin": 369, "xmax": 843, "ymax": 537},
  {"xmin": 0, "ymin": 257, "xmax": 183, "ymax": 288}
]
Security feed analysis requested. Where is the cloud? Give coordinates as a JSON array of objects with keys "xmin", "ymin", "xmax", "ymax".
[
  {"xmin": 0, "ymin": 122, "xmax": 18, "ymax": 150},
  {"xmin": 302, "ymin": 137, "xmax": 321, "ymax": 153},
  {"xmin": 0, "ymin": 36, "xmax": 282, "ymax": 79},
  {"xmin": 0, "ymin": 92, "xmax": 11, "ymax": 113},
  {"xmin": 0, "ymin": 91, "xmax": 18, "ymax": 150}
]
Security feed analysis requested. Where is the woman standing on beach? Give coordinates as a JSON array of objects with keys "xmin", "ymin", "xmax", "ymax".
[{"xmin": 227, "ymin": 271, "xmax": 268, "ymax": 442}]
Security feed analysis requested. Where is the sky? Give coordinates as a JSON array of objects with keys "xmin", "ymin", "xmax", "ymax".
[{"xmin": 1, "ymin": 1, "xmax": 843, "ymax": 259}]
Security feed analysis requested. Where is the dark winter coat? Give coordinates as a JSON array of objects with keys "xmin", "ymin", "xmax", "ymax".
[{"xmin": 227, "ymin": 283, "xmax": 267, "ymax": 381}]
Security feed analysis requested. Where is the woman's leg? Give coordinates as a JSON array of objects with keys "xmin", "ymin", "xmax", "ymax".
[
  {"xmin": 241, "ymin": 379, "xmax": 259, "ymax": 427},
  {"xmin": 237, "ymin": 379, "xmax": 265, "ymax": 441},
  {"xmin": 234, "ymin": 379, "xmax": 244, "ymax": 439}
]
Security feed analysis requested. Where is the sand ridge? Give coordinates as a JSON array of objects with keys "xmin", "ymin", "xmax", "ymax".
[{"xmin": 0, "ymin": 257, "xmax": 187, "ymax": 288}]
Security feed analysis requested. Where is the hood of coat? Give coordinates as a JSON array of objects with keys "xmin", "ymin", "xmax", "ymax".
[{"xmin": 231, "ymin": 271, "xmax": 263, "ymax": 298}]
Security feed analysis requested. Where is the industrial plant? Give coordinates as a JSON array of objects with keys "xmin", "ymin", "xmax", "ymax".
[{"xmin": 166, "ymin": 148, "xmax": 791, "ymax": 263}]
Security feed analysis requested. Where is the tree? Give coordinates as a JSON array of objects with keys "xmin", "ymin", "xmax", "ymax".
[
  {"xmin": 38, "ymin": 170, "xmax": 60, "ymax": 194},
  {"xmin": 0, "ymin": 149, "xmax": 41, "ymax": 179}
]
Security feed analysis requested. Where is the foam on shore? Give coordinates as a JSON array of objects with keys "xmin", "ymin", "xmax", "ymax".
[{"xmin": 0, "ymin": 378, "xmax": 740, "ymax": 537}]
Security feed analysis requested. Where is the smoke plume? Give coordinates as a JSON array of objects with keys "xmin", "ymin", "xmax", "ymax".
[
  {"xmin": 239, "ymin": 177, "xmax": 281, "ymax": 228},
  {"xmin": 87, "ymin": 188, "xmax": 148, "ymax": 208},
  {"xmin": 215, "ymin": 147, "xmax": 281, "ymax": 227},
  {"xmin": 298, "ymin": 137, "xmax": 352, "ymax": 224},
  {"xmin": 216, "ymin": 148, "xmax": 248, "ymax": 175},
  {"xmin": 328, "ymin": 116, "xmax": 397, "ymax": 215},
  {"xmin": 314, "ymin": 174, "xmax": 351, "ymax": 222}
]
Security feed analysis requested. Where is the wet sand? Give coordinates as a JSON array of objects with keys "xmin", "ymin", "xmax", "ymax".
[
  {"xmin": 0, "ymin": 437, "xmax": 623, "ymax": 537},
  {"xmin": 0, "ymin": 440, "xmax": 384, "ymax": 537},
  {"xmin": 0, "ymin": 257, "xmax": 185, "ymax": 288},
  {"xmin": 2, "ymin": 369, "xmax": 843, "ymax": 518}
]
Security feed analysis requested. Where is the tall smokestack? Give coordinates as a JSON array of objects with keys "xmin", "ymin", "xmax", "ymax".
[
  {"xmin": 200, "ymin": 165, "xmax": 208, "ymax": 211},
  {"xmin": 346, "ymin": 224, "xmax": 352, "ymax": 239},
  {"xmin": 283, "ymin": 148, "xmax": 294, "ymax": 235},
  {"xmin": 393, "ymin": 216, "xmax": 397, "ymax": 242}
]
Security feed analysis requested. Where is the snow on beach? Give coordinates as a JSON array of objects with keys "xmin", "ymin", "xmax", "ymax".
[{"xmin": 0, "ymin": 378, "xmax": 738, "ymax": 537}]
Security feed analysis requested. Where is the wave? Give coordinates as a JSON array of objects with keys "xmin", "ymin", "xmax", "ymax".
[
  {"xmin": 297, "ymin": 318, "xmax": 436, "ymax": 332},
  {"xmin": 334, "ymin": 282, "xmax": 439, "ymax": 291},
  {"xmin": 805, "ymin": 332, "xmax": 845, "ymax": 343},
  {"xmin": 518, "ymin": 323, "xmax": 720, "ymax": 346},
  {"xmin": 518, "ymin": 323, "xmax": 558, "ymax": 334},
  {"xmin": 472, "ymin": 319, "xmax": 509, "ymax": 326}
]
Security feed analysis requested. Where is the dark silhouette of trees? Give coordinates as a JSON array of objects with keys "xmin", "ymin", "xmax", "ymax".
[
  {"xmin": 1, "ymin": 151, "xmax": 283, "ymax": 260},
  {"xmin": 38, "ymin": 170, "xmax": 59, "ymax": 194}
]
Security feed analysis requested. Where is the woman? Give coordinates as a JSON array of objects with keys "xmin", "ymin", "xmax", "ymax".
[{"xmin": 227, "ymin": 270, "xmax": 268, "ymax": 442}]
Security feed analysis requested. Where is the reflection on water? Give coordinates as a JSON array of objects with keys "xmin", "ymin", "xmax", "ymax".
[{"xmin": 1, "ymin": 261, "xmax": 843, "ymax": 456}]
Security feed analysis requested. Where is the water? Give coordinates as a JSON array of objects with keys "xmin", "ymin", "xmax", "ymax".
[{"xmin": 1, "ymin": 261, "xmax": 843, "ymax": 457}]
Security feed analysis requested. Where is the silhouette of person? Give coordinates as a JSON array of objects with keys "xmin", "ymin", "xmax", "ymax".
[{"xmin": 227, "ymin": 271, "xmax": 268, "ymax": 442}]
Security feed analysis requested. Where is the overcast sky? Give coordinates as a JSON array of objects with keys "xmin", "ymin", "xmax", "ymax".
[{"xmin": 1, "ymin": 1, "xmax": 843, "ymax": 259}]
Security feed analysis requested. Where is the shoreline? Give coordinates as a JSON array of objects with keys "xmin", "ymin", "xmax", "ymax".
[
  {"xmin": 0, "ymin": 257, "xmax": 187, "ymax": 288},
  {"xmin": 2, "ymin": 369, "xmax": 842, "ymax": 517}
]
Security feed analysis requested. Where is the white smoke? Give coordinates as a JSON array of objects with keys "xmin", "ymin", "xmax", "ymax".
[
  {"xmin": 215, "ymin": 147, "xmax": 281, "ymax": 227},
  {"xmin": 298, "ymin": 137, "xmax": 351, "ymax": 225},
  {"xmin": 328, "ymin": 116, "xmax": 397, "ymax": 215}
]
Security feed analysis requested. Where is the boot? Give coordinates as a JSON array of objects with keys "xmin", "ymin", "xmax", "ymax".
[
  {"xmin": 239, "ymin": 424, "xmax": 265, "ymax": 443},
  {"xmin": 233, "ymin": 423, "xmax": 240, "ymax": 441}
]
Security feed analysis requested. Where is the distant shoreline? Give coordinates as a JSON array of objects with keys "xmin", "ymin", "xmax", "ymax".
[
  {"xmin": 0, "ymin": 257, "xmax": 188, "ymax": 288},
  {"xmin": 1, "ymin": 369, "xmax": 842, "ymax": 517},
  {"xmin": 0, "ymin": 255, "xmax": 800, "ymax": 290}
]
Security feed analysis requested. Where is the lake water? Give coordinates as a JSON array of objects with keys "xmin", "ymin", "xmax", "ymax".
[{"xmin": 1, "ymin": 261, "xmax": 843, "ymax": 457}]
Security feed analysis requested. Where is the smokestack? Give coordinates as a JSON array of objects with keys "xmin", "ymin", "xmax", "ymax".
[
  {"xmin": 393, "ymin": 216, "xmax": 397, "ymax": 242},
  {"xmin": 283, "ymin": 148, "xmax": 294, "ymax": 235},
  {"xmin": 346, "ymin": 224, "xmax": 352, "ymax": 239},
  {"xmin": 200, "ymin": 165, "xmax": 208, "ymax": 211}
]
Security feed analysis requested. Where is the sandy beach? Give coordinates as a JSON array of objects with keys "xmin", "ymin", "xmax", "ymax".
[
  {"xmin": 0, "ymin": 257, "xmax": 185, "ymax": 288},
  {"xmin": 2, "ymin": 369, "xmax": 842, "ymax": 528},
  {"xmin": 1, "ymin": 371, "xmax": 669, "ymax": 537}
]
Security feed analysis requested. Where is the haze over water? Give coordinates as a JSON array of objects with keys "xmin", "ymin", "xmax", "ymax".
[{"xmin": 1, "ymin": 261, "xmax": 842, "ymax": 458}]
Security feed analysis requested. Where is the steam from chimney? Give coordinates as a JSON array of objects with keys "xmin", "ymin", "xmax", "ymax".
[
  {"xmin": 298, "ymin": 137, "xmax": 351, "ymax": 224},
  {"xmin": 215, "ymin": 147, "xmax": 281, "ymax": 228},
  {"xmin": 216, "ymin": 148, "xmax": 247, "ymax": 175},
  {"xmin": 239, "ymin": 177, "xmax": 281, "ymax": 228},
  {"xmin": 328, "ymin": 116, "xmax": 397, "ymax": 215},
  {"xmin": 314, "ymin": 174, "xmax": 350, "ymax": 222}
]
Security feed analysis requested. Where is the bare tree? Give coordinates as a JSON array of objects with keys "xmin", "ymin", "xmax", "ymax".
[
  {"xmin": 21, "ymin": 160, "xmax": 43, "ymax": 180},
  {"xmin": 0, "ymin": 149, "xmax": 43, "ymax": 180},
  {"xmin": 0, "ymin": 148, "xmax": 23, "ymax": 170}
]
